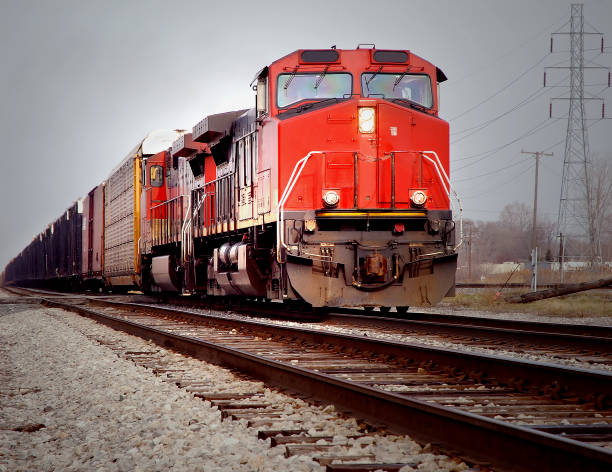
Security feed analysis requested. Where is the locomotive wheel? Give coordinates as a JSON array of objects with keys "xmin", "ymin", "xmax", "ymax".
[
  {"xmin": 379, "ymin": 306, "xmax": 391, "ymax": 313},
  {"xmin": 363, "ymin": 306, "xmax": 374, "ymax": 312},
  {"xmin": 396, "ymin": 306, "xmax": 409, "ymax": 314}
]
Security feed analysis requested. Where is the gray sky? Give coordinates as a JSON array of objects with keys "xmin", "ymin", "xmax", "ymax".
[{"xmin": 1, "ymin": 0, "xmax": 611, "ymax": 270}]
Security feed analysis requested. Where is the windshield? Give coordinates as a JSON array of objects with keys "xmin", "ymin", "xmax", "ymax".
[
  {"xmin": 361, "ymin": 73, "xmax": 433, "ymax": 108},
  {"xmin": 277, "ymin": 72, "xmax": 352, "ymax": 108}
]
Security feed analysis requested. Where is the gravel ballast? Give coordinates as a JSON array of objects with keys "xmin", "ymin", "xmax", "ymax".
[{"xmin": 0, "ymin": 304, "xmax": 467, "ymax": 472}]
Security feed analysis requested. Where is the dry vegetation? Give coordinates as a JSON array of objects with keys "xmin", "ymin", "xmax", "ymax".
[
  {"xmin": 443, "ymin": 288, "xmax": 612, "ymax": 318},
  {"xmin": 472, "ymin": 268, "xmax": 612, "ymax": 285},
  {"xmin": 456, "ymin": 153, "xmax": 612, "ymax": 285}
]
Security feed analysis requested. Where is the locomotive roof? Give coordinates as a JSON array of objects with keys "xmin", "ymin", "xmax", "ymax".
[{"xmin": 266, "ymin": 47, "xmax": 446, "ymax": 83}]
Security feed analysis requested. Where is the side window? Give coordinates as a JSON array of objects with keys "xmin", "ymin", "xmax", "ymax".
[
  {"xmin": 150, "ymin": 165, "xmax": 164, "ymax": 187},
  {"xmin": 245, "ymin": 137, "xmax": 252, "ymax": 185},
  {"xmin": 237, "ymin": 141, "xmax": 244, "ymax": 187},
  {"xmin": 251, "ymin": 133, "xmax": 257, "ymax": 180},
  {"xmin": 256, "ymin": 76, "xmax": 268, "ymax": 118}
]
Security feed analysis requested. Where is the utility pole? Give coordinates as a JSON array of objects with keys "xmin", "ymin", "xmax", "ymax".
[
  {"xmin": 559, "ymin": 232, "xmax": 565, "ymax": 282},
  {"xmin": 468, "ymin": 224, "xmax": 472, "ymax": 282},
  {"xmin": 522, "ymin": 150, "xmax": 553, "ymax": 291}
]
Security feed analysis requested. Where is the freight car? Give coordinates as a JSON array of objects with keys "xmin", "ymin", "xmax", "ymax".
[
  {"xmin": 4, "ymin": 201, "xmax": 82, "ymax": 289},
  {"xmin": 3, "ymin": 46, "xmax": 460, "ymax": 311}
]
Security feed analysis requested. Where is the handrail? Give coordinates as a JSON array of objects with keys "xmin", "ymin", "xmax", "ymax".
[
  {"xmin": 150, "ymin": 195, "xmax": 184, "ymax": 248},
  {"xmin": 277, "ymin": 149, "xmax": 463, "ymax": 263},
  {"xmin": 420, "ymin": 150, "xmax": 463, "ymax": 251},
  {"xmin": 192, "ymin": 188, "xmax": 208, "ymax": 218},
  {"xmin": 277, "ymin": 150, "xmax": 358, "ymax": 263},
  {"xmin": 276, "ymin": 149, "xmax": 463, "ymax": 262},
  {"xmin": 180, "ymin": 193, "xmax": 192, "ymax": 265},
  {"xmin": 150, "ymin": 195, "xmax": 182, "ymax": 211},
  {"xmin": 181, "ymin": 188, "xmax": 210, "ymax": 265},
  {"xmin": 201, "ymin": 171, "xmax": 235, "ymax": 188},
  {"xmin": 390, "ymin": 150, "xmax": 463, "ymax": 251}
]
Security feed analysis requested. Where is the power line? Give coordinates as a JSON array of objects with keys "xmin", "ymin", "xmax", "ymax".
[
  {"xmin": 452, "ymin": 156, "xmax": 531, "ymax": 183},
  {"xmin": 453, "ymin": 117, "xmax": 561, "ymax": 168},
  {"xmin": 451, "ymin": 51, "xmax": 603, "ymax": 140},
  {"xmin": 449, "ymin": 13, "xmax": 568, "ymax": 85},
  {"xmin": 541, "ymin": 117, "xmax": 602, "ymax": 153},
  {"xmin": 450, "ymin": 77, "xmax": 564, "ymax": 144},
  {"xmin": 451, "ymin": 85, "xmax": 549, "ymax": 138},
  {"xmin": 449, "ymin": 53, "xmax": 549, "ymax": 121},
  {"xmin": 460, "ymin": 162, "xmax": 535, "ymax": 200}
]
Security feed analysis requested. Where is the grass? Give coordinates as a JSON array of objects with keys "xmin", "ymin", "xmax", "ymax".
[
  {"xmin": 442, "ymin": 289, "xmax": 612, "ymax": 318},
  {"xmin": 460, "ymin": 268, "xmax": 612, "ymax": 286}
]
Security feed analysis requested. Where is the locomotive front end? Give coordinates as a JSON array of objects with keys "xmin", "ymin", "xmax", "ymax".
[{"xmin": 273, "ymin": 48, "xmax": 457, "ymax": 309}]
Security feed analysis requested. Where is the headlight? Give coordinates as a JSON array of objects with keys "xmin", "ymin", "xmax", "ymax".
[
  {"xmin": 322, "ymin": 190, "xmax": 340, "ymax": 208},
  {"xmin": 410, "ymin": 190, "xmax": 427, "ymax": 207},
  {"xmin": 358, "ymin": 107, "xmax": 376, "ymax": 133}
]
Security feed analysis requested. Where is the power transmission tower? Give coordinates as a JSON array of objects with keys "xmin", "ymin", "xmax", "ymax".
[{"xmin": 546, "ymin": 4, "xmax": 608, "ymax": 272}]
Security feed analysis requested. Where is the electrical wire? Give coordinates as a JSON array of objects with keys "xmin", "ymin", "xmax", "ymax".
[
  {"xmin": 452, "ymin": 156, "xmax": 531, "ymax": 183},
  {"xmin": 450, "ymin": 56, "xmax": 573, "ymax": 138},
  {"xmin": 460, "ymin": 162, "xmax": 535, "ymax": 200},
  {"xmin": 449, "ymin": 53, "xmax": 550, "ymax": 121},
  {"xmin": 451, "ymin": 85, "xmax": 548, "ymax": 138},
  {"xmin": 450, "ymin": 75, "xmax": 567, "ymax": 144},
  {"xmin": 541, "ymin": 118, "xmax": 603, "ymax": 153},
  {"xmin": 452, "ymin": 50, "xmax": 605, "ymax": 140},
  {"xmin": 449, "ymin": 47, "xmax": 605, "ymax": 142},
  {"xmin": 458, "ymin": 119, "xmax": 605, "ymax": 202},
  {"xmin": 453, "ymin": 117, "xmax": 562, "ymax": 169},
  {"xmin": 450, "ymin": 13, "xmax": 568, "ymax": 85}
]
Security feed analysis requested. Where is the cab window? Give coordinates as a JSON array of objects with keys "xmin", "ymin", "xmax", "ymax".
[
  {"xmin": 361, "ymin": 73, "xmax": 432, "ymax": 108},
  {"xmin": 150, "ymin": 165, "xmax": 164, "ymax": 187},
  {"xmin": 277, "ymin": 72, "xmax": 352, "ymax": 108}
]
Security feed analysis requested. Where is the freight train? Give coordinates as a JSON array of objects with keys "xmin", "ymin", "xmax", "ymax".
[{"xmin": 2, "ymin": 46, "xmax": 460, "ymax": 312}]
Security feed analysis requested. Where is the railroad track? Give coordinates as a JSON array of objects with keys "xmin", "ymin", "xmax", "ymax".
[
  {"xmin": 155, "ymin": 294, "xmax": 612, "ymax": 370},
  {"xmin": 23, "ymin": 294, "xmax": 610, "ymax": 472},
  {"xmin": 305, "ymin": 311, "xmax": 612, "ymax": 370},
  {"xmin": 7, "ymin": 285, "xmax": 611, "ymax": 369}
]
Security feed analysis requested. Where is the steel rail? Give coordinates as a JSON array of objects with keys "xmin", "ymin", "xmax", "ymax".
[
  {"xmin": 356, "ymin": 310, "xmax": 612, "ymax": 338},
  {"xmin": 40, "ymin": 297, "xmax": 612, "ymax": 472},
  {"xmin": 13, "ymin": 285, "xmax": 611, "ymax": 337},
  {"xmin": 154, "ymin": 294, "xmax": 612, "ymax": 360},
  {"xmin": 161, "ymin": 292, "xmax": 612, "ymax": 340},
  {"xmin": 84, "ymin": 298, "xmax": 612, "ymax": 399},
  {"xmin": 9, "ymin": 286, "xmax": 611, "ymax": 358},
  {"xmin": 319, "ymin": 311, "xmax": 612, "ymax": 356}
]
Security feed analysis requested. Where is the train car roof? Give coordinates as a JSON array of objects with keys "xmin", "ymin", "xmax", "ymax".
[{"xmin": 109, "ymin": 129, "xmax": 186, "ymax": 177}]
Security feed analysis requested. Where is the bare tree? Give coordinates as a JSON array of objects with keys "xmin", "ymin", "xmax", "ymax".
[
  {"xmin": 457, "ymin": 203, "xmax": 556, "ymax": 282},
  {"xmin": 590, "ymin": 153, "xmax": 612, "ymax": 261},
  {"xmin": 498, "ymin": 202, "xmax": 532, "ymax": 260},
  {"xmin": 499, "ymin": 202, "xmax": 532, "ymax": 230}
]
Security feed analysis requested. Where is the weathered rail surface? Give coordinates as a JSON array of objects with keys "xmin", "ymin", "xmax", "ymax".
[
  {"xmin": 155, "ymin": 294, "xmax": 612, "ymax": 367},
  {"xmin": 315, "ymin": 311, "xmax": 612, "ymax": 367},
  {"xmin": 32, "ymin": 295, "xmax": 612, "ymax": 472}
]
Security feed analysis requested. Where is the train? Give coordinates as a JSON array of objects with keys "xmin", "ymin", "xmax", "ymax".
[{"xmin": 2, "ymin": 46, "xmax": 460, "ymax": 312}]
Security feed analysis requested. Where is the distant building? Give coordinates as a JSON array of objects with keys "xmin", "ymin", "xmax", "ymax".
[{"xmin": 480, "ymin": 262, "xmax": 526, "ymax": 275}]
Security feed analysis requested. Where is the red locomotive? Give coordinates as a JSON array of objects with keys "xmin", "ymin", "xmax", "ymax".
[{"xmin": 3, "ymin": 46, "xmax": 459, "ymax": 312}]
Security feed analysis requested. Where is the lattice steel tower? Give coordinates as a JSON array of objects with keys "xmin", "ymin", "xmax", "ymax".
[{"xmin": 549, "ymin": 4, "xmax": 605, "ymax": 266}]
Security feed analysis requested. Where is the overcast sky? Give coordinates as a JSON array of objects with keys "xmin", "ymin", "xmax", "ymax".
[{"xmin": 1, "ymin": 0, "xmax": 611, "ymax": 269}]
